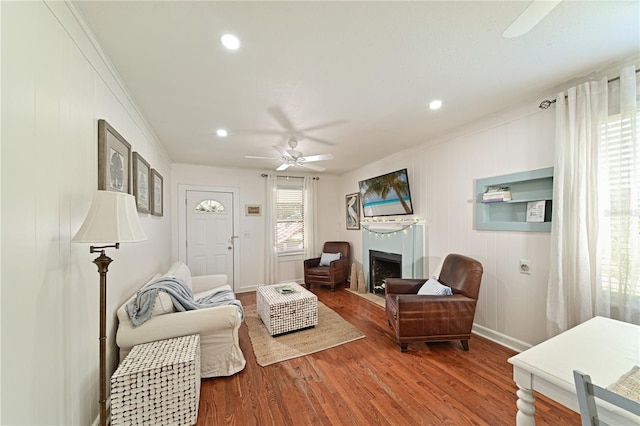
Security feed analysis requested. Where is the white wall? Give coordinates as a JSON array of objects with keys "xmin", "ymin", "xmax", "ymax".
[
  {"xmin": 171, "ymin": 164, "xmax": 340, "ymax": 292},
  {"xmin": 1, "ymin": 2, "xmax": 172, "ymax": 424},
  {"xmin": 338, "ymin": 100, "xmax": 556, "ymax": 351}
]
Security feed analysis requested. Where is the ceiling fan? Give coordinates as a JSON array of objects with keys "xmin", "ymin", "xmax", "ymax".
[
  {"xmin": 503, "ymin": 0, "xmax": 562, "ymax": 38},
  {"xmin": 238, "ymin": 106, "xmax": 345, "ymax": 146},
  {"xmin": 245, "ymin": 138, "xmax": 333, "ymax": 171}
]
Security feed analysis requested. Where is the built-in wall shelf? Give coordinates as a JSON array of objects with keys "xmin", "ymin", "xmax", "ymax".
[{"xmin": 475, "ymin": 167, "xmax": 554, "ymax": 232}]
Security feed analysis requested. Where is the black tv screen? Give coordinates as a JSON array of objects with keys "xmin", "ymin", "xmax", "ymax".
[{"xmin": 358, "ymin": 168, "xmax": 414, "ymax": 217}]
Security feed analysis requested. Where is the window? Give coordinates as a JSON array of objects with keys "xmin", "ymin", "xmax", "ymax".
[
  {"xmin": 275, "ymin": 177, "xmax": 304, "ymax": 255},
  {"xmin": 600, "ymin": 110, "xmax": 640, "ymax": 299},
  {"xmin": 194, "ymin": 199, "xmax": 225, "ymax": 213}
]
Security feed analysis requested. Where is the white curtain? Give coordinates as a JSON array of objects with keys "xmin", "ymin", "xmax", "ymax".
[
  {"xmin": 264, "ymin": 173, "xmax": 279, "ymax": 284},
  {"xmin": 547, "ymin": 65, "xmax": 640, "ymax": 336},
  {"xmin": 303, "ymin": 176, "xmax": 318, "ymax": 259},
  {"xmin": 546, "ymin": 76, "xmax": 608, "ymax": 336}
]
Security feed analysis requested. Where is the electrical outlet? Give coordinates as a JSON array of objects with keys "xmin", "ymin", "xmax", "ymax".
[{"xmin": 520, "ymin": 259, "xmax": 531, "ymax": 275}]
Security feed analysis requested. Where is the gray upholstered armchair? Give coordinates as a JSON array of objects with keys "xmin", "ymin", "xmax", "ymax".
[
  {"xmin": 304, "ymin": 241, "xmax": 351, "ymax": 291},
  {"xmin": 385, "ymin": 253, "xmax": 484, "ymax": 352}
]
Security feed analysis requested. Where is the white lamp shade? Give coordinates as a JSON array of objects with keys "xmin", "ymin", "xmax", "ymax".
[{"xmin": 72, "ymin": 191, "xmax": 148, "ymax": 244}]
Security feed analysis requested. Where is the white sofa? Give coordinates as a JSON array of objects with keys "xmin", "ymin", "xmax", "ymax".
[{"xmin": 116, "ymin": 262, "xmax": 246, "ymax": 378}]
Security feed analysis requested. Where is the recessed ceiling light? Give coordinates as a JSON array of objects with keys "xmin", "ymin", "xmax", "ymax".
[
  {"xmin": 220, "ymin": 34, "xmax": 240, "ymax": 50},
  {"xmin": 216, "ymin": 129, "xmax": 228, "ymax": 137},
  {"xmin": 429, "ymin": 100, "xmax": 442, "ymax": 110}
]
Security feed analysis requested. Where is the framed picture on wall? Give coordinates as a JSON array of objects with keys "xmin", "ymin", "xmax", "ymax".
[
  {"xmin": 150, "ymin": 169, "xmax": 163, "ymax": 216},
  {"xmin": 346, "ymin": 192, "xmax": 360, "ymax": 230},
  {"xmin": 97, "ymin": 119, "xmax": 131, "ymax": 194},
  {"xmin": 132, "ymin": 152, "xmax": 151, "ymax": 213},
  {"xmin": 246, "ymin": 204, "xmax": 261, "ymax": 216}
]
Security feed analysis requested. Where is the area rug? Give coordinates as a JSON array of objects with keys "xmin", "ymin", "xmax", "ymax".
[
  {"xmin": 346, "ymin": 288, "xmax": 385, "ymax": 308},
  {"xmin": 245, "ymin": 301, "xmax": 365, "ymax": 366}
]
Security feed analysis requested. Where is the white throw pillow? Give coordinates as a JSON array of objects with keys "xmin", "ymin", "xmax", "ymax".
[
  {"xmin": 141, "ymin": 273, "xmax": 175, "ymax": 316},
  {"xmin": 163, "ymin": 261, "xmax": 193, "ymax": 292},
  {"xmin": 319, "ymin": 252, "xmax": 341, "ymax": 266},
  {"xmin": 417, "ymin": 277, "xmax": 453, "ymax": 296}
]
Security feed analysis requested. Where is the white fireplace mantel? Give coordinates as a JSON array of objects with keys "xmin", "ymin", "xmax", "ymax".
[{"xmin": 362, "ymin": 220, "xmax": 425, "ymax": 291}]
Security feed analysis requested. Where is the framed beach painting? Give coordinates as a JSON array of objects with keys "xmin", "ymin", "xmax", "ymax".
[
  {"xmin": 132, "ymin": 152, "xmax": 151, "ymax": 213},
  {"xmin": 150, "ymin": 169, "xmax": 163, "ymax": 216},
  {"xmin": 346, "ymin": 193, "xmax": 360, "ymax": 230},
  {"xmin": 97, "ymin": 119, "xmax": 131, "ymax": 194}
]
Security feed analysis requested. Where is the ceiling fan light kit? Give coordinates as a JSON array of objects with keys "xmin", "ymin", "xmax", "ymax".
[{"xmin": 245, "ymin": 138, "xmax": 333, "ymax": 171}]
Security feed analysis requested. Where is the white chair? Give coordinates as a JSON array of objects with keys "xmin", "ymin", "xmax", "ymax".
[{"xmin": 573, "ymin": 370, "xmax": 640, "ymax": 426}]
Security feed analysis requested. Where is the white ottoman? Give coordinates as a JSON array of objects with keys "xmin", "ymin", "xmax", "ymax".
[
  {"xmin": 111, "ymin": 334, "xmax": 201, "ymax": 425},
  {"xmin": 256, "ymin": 283, "xmax": 318, "ymax": 336}
]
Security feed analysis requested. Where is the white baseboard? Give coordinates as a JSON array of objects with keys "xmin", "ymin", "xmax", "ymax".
[{"xmin": 472, "ymin": 323, "xmax": 532, "ymax": 353}]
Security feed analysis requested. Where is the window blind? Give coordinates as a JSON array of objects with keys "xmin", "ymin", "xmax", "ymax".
[
  {"xmin": 276, "ymin": 177, "xmax": 304, "ymax": 254},
  {"xmin": 600, "ymin": 111, "xmax": 640, "ymax": 297}
]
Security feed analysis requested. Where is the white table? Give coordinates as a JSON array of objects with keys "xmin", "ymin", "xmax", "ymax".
[{"xmin": 508, "ymin": 316, "xmax": 640, "ymax": 425}]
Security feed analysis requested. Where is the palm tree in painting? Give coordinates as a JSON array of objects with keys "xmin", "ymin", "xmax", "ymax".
[{"xmin": 362, "ymin": 173, "xmax": 412, "ymax": 213}]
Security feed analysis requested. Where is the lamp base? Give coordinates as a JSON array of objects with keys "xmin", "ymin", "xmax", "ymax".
[{"xmin": 91, "ymin": 244, "xmax": 118, "ymax": 426}]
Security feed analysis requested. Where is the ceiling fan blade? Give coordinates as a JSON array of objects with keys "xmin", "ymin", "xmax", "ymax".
[
  {"xmin": 503, "ymin": 0, "xmax": 562, "ymax": 38},
  {"xmin": 244, "ymin": 155, "xmax": 279, "ymax": 160},
  {"xmin": 299, "ymin": 162, "xmax": 325, "ymax": 172},
  {"xmin": 235, "ymin": 129, "xmax": 284, "ymax": 136},
  {"xmin": 272, "ymin": 145, "xmax": 290, "ymax": 157},
  {"xmin": 267, "ymin": 106, "xmax": 296, "ymax": 132},
  {"xmin": 302, "ymin": 154, "xmax": 333, "ymax": 162},
  {"xmin": 300, "ymin": 119, "xmax": 348, "ymax": 133},
  {"xmin": 276, "ymin": 163, "xmax": 292, "ymax": 171},
  {"xmin": 303, "ymin": 135, "xmax": 336, "ymax": 146}
]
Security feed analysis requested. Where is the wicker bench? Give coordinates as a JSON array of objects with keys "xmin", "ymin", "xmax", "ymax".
[
  {"xmin": 256, "ymin": 283, "xmax": 318, "ymax": 336},
  {"xmin": 111, "ymin": 335, "xmax": 201, "ymax": 425}
]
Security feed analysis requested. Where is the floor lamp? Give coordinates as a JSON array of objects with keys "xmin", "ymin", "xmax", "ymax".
[{"xmin": 72, "ymin": 191, "xmax": 147, "ymax": 426}]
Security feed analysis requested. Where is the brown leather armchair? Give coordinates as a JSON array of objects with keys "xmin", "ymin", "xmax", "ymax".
[
  {"xmin": 385, "ymin": 253, "xmax": 483, "ymax": 352},
  {"xmin": 304, "ymin": 241, "xmax": 351, "ymax": 291}
]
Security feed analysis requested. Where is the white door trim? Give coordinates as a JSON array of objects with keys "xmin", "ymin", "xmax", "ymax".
[{"xmin": 178, "ymin": 184, "xmax": 240, "ymax": 288}]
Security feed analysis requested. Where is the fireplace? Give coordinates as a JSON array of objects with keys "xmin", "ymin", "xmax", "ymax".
[
  {"xmin": 369, "ymin": 250, "xmax": 402, "ymax": 296},
  {"xmin": 362, "ymin": 220, "xmax": 424, "ymax": 294}
]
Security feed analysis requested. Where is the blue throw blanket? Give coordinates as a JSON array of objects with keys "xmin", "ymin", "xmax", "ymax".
[{"xmin": 126, "ymin": 277, "xmax": 244, "ymax": 327}]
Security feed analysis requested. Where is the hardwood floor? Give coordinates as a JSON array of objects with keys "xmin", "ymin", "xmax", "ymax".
[{"xmin": 196, "ymin": 287, "xmax": 580, "ymax": 425}]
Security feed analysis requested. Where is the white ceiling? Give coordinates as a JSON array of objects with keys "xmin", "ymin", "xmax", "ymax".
[{"xmin": 75, "ymin": 1, "xmax": 640, "ymax": 175}]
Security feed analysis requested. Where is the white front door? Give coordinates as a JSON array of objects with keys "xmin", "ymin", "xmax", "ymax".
[{"xmin": 185, "ymin": 190, "xmax": 236, "ymax": 281}]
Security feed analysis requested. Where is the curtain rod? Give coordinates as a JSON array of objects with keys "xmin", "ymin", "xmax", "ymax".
[
  {"xmin": 260, "ymin": 174, "xmax": 319, "ymax": 180},
  {"xmin": 538, "ymin": 68, "xmax": 639, "ymax": 109}
]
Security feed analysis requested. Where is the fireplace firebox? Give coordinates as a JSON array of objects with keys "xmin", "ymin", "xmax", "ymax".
[{"xmin": 369, "ymin": 250, "xmax": 402, "ymax": 297}]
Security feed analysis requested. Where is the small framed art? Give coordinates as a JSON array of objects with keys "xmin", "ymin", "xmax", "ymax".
[
  {"xmin": 150, "ymin": 169, "xmax": 163, "ymax": 216},
  {"xmin": 526, "ymin": 200, "xmax": 552, "ymax": 223},
  {"xmin": 132, "ymin": 152, "xmax": 151, "ymax": 213},
  {"xmin": 346, "ymin": 192, "xmax": 360, "ymax": 230},
  {"xmin": 98, "ymin": 119, "xmax": 131, "ymax": 193},
  {"xmin": 245, "ymin": 204, "xmax": 261, "ymax": 216}
]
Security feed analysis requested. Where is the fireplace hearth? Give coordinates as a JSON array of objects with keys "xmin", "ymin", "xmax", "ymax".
[{"xmin": 369, "ymin": 250, "xmax": 402, "ymax": 297}]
